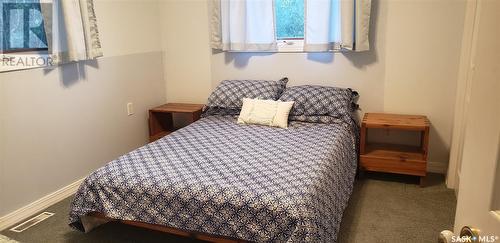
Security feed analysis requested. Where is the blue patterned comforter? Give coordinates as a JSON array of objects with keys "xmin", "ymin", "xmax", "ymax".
[{"xmin": 69, "ymin": 115, "xmax": 357, "ymax": 242}]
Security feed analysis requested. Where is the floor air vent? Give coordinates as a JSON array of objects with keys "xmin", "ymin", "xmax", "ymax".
[{"xmin": 9, "ymin": 212, "xmax": 54, "ymax": 233}]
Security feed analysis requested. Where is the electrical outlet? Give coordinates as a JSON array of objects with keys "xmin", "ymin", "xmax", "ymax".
[{"xmin": 127, "ymin": 102, "xmax": 134, "ymax": 116}]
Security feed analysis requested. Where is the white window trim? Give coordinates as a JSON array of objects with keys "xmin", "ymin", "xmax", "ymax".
[{"xmin": 277, "ymin": 39, "xmax": 304, "ymax": 52}]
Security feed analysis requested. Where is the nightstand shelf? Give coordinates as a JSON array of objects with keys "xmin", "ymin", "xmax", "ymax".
[
  {"xmin": 360, "ymin": 113, "xmax": 430, "ymax": 186},
  {"xmin": 364, "ymin": 143, "xmax": 425, "ymax": 161},
  {"xmin": 148, "ymin": 103, "xmax": 204, "ymax": 142}
]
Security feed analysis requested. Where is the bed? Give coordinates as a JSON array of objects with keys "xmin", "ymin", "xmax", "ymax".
[
  {"xmin": 69, "ymin": 80, "xmax": 359, "ymax": 242},
  {"xmin": 69, "ymin": 114, "xmax": 357, "ymax": 242}
]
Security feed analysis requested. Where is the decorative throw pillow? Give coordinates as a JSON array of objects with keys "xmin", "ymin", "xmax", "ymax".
[
  {"xmin": 237, "ymin": 98, "xmax": 294, "ymax": 128},
  {"xmin": 203, "ymin": 78, "xmax": 288, "ymax": 116},
  {"xmin": 279, "ymin": 85, "xmax": 358, "ymax": 123}
]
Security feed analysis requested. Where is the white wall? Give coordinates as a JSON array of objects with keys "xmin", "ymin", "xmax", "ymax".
[
  {"xmin": 453, "ymin": 0, "xmax": 500, "ymax": 234},
  {"xmin": 0, "ymin": 0, "xmax": 166, "ymax": 217},
  {"xmin": 161, "ymin": 0, "xmax": 466, "ymax": 172}
]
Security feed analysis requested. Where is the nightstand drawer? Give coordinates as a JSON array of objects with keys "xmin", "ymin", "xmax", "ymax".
[{"xmin": 360, "ymin": 156, "xmax": 426, "ymax": 176}]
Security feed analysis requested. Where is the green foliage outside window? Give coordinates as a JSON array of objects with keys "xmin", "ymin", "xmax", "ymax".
[{"xmin": 275, "ymin": 0, "xmax": 304, "ymax": 39}]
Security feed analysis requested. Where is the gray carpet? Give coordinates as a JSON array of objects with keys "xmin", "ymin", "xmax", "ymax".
[
  {"xmin": 0, "ymin": 234, "xmax": 20, "ymax": 243},
  {"xmin": 1, "ymin": 173, "xmax": 456, "ymax": 243}
]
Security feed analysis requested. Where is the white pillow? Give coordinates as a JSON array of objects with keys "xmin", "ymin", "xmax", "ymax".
[{"xmin": 237, "ymin": 98, "xmax": 294, "ymax": 128}]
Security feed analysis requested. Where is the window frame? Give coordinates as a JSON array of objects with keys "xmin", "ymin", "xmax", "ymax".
[
  {"xmin": 1, "ymin": 47, "xmax": 48, "ymax": 54},
  {"xmin": 274, "ymin": 0, "xmax": 305, "ymax": 52},
  {"xmin": 277, "ymin": 38, "xmax": 304, "ymax": 52}
]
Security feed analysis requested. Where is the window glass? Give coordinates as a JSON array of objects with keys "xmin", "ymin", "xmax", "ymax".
[
  {"xmin": 275, "ymin": 0, "xmax": 304, "ymax": 40},
  {"xmin": 1, "ymin": 0, "xmax": 47, "ymax": 52}
]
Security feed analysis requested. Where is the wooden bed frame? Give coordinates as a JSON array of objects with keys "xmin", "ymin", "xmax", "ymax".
[{"xmin": 90, "ymin": 212, "xmax": 249, "ymax": 243}]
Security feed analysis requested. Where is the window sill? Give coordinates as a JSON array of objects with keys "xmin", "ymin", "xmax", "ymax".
[
  {"xmin": 277, "ymin": 39, "xmax": 304, "ymax": 52},
  {"xmin": 1, "ymin": 48, "xmax": 48, "ymax": 54}
]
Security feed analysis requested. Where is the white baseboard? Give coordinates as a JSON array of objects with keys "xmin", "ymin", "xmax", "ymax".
[
  {"xmin": 0, "ymin": 177, "xmax": 85, "ymax": 231},
  {"xmin": 427, "ymin": 161, "xmax": 448, "ymax": 174}
]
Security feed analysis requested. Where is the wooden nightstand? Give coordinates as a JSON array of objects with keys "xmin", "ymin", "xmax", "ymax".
[
  {"xmin": 359, "ymin": 113, "xmax": 430, "ymax": 186},
  {"xmin": 148, "ymin": 103, "xmax": 204, "ymax": 142}
]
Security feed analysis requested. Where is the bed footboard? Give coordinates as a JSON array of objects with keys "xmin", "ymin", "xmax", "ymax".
[{"xmin": 88, "ymin": 212, "xmax": 249, "ymax": 243}]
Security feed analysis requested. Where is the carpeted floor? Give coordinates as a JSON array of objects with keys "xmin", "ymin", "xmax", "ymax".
[
  {"xmin": 1, "ymin": 173, "xmax": 456, "ymax": 243},
  {"xmin": 0, "ymin": 234, "xmax": 20, "ymax": 243}
]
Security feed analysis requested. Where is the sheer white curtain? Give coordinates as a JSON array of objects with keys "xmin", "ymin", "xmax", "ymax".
[
  {"xmin": 304, "ymin": 0, "xmax": 371, "ymax": 52},
  {"xmin": 210, "ymin": 0, "xmax": 277, "ymax": 52},
  {"xmin": 41, "ymin": 0, "xmax": 103, "ymax": 64}
]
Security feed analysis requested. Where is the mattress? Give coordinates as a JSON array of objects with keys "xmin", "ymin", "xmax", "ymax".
[{"xmin": 69, "ymin": 115, "xmax": 358, "ymax": 242}]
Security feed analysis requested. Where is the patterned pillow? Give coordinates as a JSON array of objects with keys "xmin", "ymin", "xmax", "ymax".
[
  {"xmin": 203, "ymin": 78, "xmax": 288, "ymax": 116},
  {"xmin": 279, "ymin": 85, "xmax": 358, "ymax": 123}
]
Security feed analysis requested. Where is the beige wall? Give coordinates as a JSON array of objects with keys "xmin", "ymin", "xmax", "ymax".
[
  {"xmin": 97, "ymin": 0, "xmax": 163, "ymax": 57},
  {"xmin": 0, "ymin": 0, "xmax": 165, "ymax": 216},
  {"xmin": 382, "ymin": 0, "xmax": 464, "ymax": 168},
  {"xmin": 161, "ymin": 0, "xmax": 466, "ymax": 172},
  {"xmin": 160, "ymin": 0, "xmax": 213, "ymax": 104}
]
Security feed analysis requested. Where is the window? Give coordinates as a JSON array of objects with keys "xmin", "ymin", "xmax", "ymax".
[
  {"xmin": 275, "ymin": 0, "xmax": 304, "ymax": 52},
  {"xmin": 275, "ymin": 0, "xmax": 304, "ymax": 40},
  {"xmin": 1, "ymin": 1, "xmax": 48, "ymax": 53}
]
